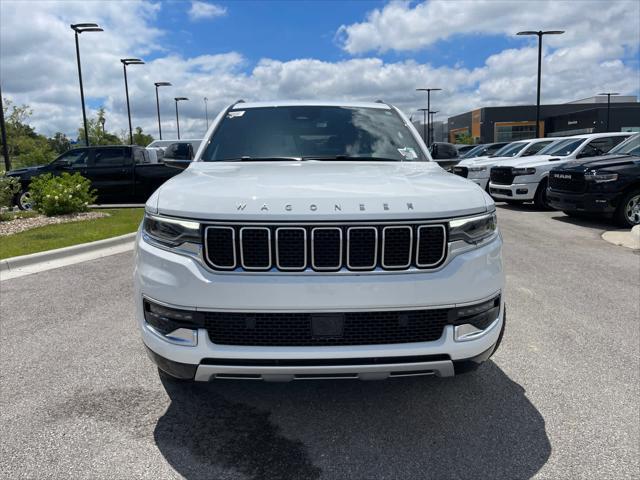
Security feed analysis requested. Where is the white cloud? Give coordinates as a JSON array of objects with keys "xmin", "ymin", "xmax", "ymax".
[
  {"xmin": 338, "ymin": 0, "xmax": 640, "ymax": 55},
  {"xmin": 188, "ymin": 1, "xmax": 227, "ymax": 21},
  {"xmin": 0, "ymin": 0, "xmax": 638, "ymax": 142}
]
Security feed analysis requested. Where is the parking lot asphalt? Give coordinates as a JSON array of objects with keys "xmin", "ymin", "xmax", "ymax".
[{"xmin": 1, "ymin": 205, "xmax": 638, "ymax": 480}]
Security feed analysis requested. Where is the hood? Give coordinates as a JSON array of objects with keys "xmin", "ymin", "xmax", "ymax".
[
  {"xmin": 458, "ymin": 155, "xmax": 517, "ymax": 167},
  {"xmin": 6, "ymin": 165, "xmax": 46, "ymax": 176},
  {"xmin": 154, "ymin": 161, "xmax": 491, "ymax": 221},
  {"xmin": 495, "ymin": 154, "xmax": 567, "ymax": 168},
  {"xmin": 556, "ymin": 154, "xmax": 638, "ymax": 172}
]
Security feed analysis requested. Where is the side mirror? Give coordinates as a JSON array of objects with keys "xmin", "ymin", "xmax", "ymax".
[{"xmin": 163, "ymin": 143, "xmax": 194, "ymax": 169}]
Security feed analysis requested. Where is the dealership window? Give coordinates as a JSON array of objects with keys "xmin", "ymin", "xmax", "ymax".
[{"xmin": 495, "ymin": 124, "xmax": 536, "ymax": 142}]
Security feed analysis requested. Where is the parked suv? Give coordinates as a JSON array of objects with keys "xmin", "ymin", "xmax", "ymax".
[
  {"xmin": 6, "ymin": 145, "xmax": 182, "ymax": 209},
  {"xmin": 454, "ymin": 138, "xmax": 559, "ymax": 191},
  {"xmin": 547, "ymin": 134, "xmax": 640, "ymax": 227},
  {"xmin": 134, "ymin": 100, "xmax": 505, "ymax": 382},
  {"xmin": 489, "ymin": 132, "xmax": 632, "ymax": 208}
]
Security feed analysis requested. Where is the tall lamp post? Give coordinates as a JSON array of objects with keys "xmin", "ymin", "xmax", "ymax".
[
  {"xmin": 204, "ymin": 97, "xmax": 209, "ymax": 129},
  {"xmin": 416, "ymin": 87, "xmax": 441, "ymax": 148},
  {"xmin": 429, "ymin": 110, "xmax": 439, "ymax": 144},
  {"xmin": 120, "ymin": 58, "xmax": 145, "ymax": 145},
  {"xmin": 71, "ymin": 23, "xmax": 103, "ymax": 146},
  {"xmin": 154, "ymin": 82, "xmax": 172, "ymax": 140},
  {"xmin": 417, "ymin": 108, "xmax": 429, "ymax": 144},
  {"xmin": 0, "ymin": 84, "xmax": 10, "ymax": 171},
  {"xmin": 516, "ymin": 30, "xmax": 565, "ymax": 138},
  {"xmin": 598, "ymin": 92, "xmax": 619, "ymax": 132},
  {"xmin": 174, "ymin": 97, "xmax": 189, "ymax": 139}
]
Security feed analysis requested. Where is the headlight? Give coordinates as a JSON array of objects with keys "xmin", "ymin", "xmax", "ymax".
[
  {"xmin": 143, "ymin": 214, "xmax": 201, "ymax": 246},
  {"xmin": 449, "ymin": 212, "xmax": 497, "ymax": 244},
  {"xmin": 585, "ymin": 171, "xmax": 618, "ymax": 183},
  {"xmin": 468, "ymin": 166, "xmax": 487, "ymax": 172},
  {"xmin": 512, "ymin": 167, "xmax": 536, "ymax": 176}
]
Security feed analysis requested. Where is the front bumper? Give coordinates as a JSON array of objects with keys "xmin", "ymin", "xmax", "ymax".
[
  {"xmin": 489, "ymin": 182, "xmax": 537, "ymax": 201},
  {"xmin": 134, "ymin": 232, "xmax": 504, "ymax": 380},
  {"xmin": 547, "ymin": 189, "xmax": 618, "ymax": 214}
]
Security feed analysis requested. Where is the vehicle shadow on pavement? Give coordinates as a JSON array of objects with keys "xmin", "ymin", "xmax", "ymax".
[{"xmin": 154, "ymin": 361, "xmax": 550, "ymax": 480}]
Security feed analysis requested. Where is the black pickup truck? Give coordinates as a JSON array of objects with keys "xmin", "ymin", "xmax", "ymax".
[
  {"xmin": 547, "ymin": 134, "xmax": 640, "ymax": 227},
  {"xmin": 6, "ymin": 145, "xmax": 188, "ymax": 209}
]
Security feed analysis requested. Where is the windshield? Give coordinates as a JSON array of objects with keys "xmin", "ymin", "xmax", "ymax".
[
  {"xmin": 541, "ymin": 138, "xmax": 584, "ymax": 156},
  {"xmin": 492, "ymin": 142, "xmax": 527, "ymax": 158},
  {"xmin": 609, "ymin": 134, "xmax": 640, "ymax": 155},
  {"xmin": 147, "ymin": 140, "xmax": 175, "ymax": 148},
  {"xmin": 200, "ymin": 106, "xmax": 427, "ymax": 162},
  {"xmin": 460, "ymin": 145, "xmax": 486, "ymax": 159}
]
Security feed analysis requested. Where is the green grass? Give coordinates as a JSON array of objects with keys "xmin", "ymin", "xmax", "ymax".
[
  {"xmin": 0, "ymin": 210, "xmax": 39, "ymax": 222},
  {"xmin": 0, "ymin": 208, "xmax": 144, "ymax": 259}
]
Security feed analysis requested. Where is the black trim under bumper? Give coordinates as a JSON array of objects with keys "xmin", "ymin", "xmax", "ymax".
[{"xmin": 547, "ymin": 190, "xmax": 617, "ymax": 214}]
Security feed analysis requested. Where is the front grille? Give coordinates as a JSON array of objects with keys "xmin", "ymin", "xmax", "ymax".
[
  {"xmin": 204, "ymin": 309, "xmax": 450, "ymax": 346},
  {"xmin": 204, "ymin": 222, "xmax": 448, "ymax": 273},
  {"xmin": 490, "ymin": 167, "xmax": 515, "ymax": 185},
  {"xmin": 453, "ymin": 166, "xmax": 469, "ymax": 178},
  {"xmin": 549, "ymin": 171, "xmax": 586, "ymax": 193}
]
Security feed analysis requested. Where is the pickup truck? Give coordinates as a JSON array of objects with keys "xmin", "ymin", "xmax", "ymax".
[
  {"xmin": 135, "ymin": 100, "xmax": 505, "ymax": 383},
  {"xmin": 5, "ymin": 145, "xmax": 185, "ymax": 209}
]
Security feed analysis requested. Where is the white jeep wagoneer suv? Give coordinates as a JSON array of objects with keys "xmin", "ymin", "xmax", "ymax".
[{"xmin": 134, "ymin": 100, "xmax": 505, "ymax": 382}]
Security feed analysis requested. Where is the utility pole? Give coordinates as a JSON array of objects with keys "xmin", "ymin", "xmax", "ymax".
[{"xmin": 416, "ymin": 88, "xmax": 441, "ymax": 148}]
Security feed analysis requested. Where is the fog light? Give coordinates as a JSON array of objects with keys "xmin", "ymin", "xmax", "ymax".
[
  {"xmin": 143, "ymin": 299, "xmax": 202, "ymax": 346},
  {"xmin": 516, "ymin": 188, "xmax": 528, "ymax": 194},
  {"xmin": 450, "ymin": 295, "xmax": 500, "ymax": 341}
]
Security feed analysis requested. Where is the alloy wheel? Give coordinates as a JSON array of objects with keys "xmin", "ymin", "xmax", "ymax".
[{"xmin": 625, "ymin": 194, "xmax": 640, "ymax": 225}]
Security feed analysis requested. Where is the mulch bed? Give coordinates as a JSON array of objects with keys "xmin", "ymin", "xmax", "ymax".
[{"xmin": 0, "ymin": 212, "xmax": 109, "ymax": 236}]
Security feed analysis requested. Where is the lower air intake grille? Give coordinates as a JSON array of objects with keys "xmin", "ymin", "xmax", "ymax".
[{"xmin": 204, "ymin": 309, "xmax": 450, "ymax": 346}]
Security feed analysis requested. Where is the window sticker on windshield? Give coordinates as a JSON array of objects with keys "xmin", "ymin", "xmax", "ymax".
[
  {"xmin": 398, "ymin": 147, "xmax": 418, "ymax": 160},
  {"xmin": 227, "ymin": 111, "xmax": 245, "ymax": 118}
]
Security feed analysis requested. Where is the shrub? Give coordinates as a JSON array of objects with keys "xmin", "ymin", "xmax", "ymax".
[
  {"xmin": 0, "ymin": 176, "xmax": 21, "ymax": 208},
  {"xmin": 30, "ymin": 173, "xmax": 97, "ymax": 216}
]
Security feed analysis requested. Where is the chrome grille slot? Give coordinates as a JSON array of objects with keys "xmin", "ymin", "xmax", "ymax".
[
  {"xmin": 382, "ymin": 226, "xmax": 412, "ymax": 269},
  {"xmin": 312, "ymin": 227, "xmax": 342, "ymax": 271},
  {"xmin": 204, "ymin": 226, "xmax": 236, "ymax": 269},
  {"xmin": 347, "ymin": 227, "xmax": 377, "ymax": 270},
  {"xmin": 203, "ymin": 221, "xmax": 448, "ymax": 273},
  {"xmin": 276, "ymin": 228, "xmax": 306, "ymax": 270},
  {"xmin": 240, "ymin": 227, "xmax": 271, "ymax": 270},
  {"xmin": 416, "ymin": 225, "xmax": 447, "ymax": 267}
]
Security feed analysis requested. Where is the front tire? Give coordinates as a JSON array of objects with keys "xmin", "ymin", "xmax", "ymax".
[
  {"xmin": 16, "ymin": 190, "xmax": 33, "ymax": 211},
  {"xmin": 534, "ymin": 178, "xmax": 550, "ymax": 210},
  {"xmin": 614, "ymin": 189, "xmax": 640, "ymax": 228}
]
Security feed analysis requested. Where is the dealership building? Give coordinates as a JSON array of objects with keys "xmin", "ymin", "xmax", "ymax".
[{"xmin": 447, "ymin": 95, "xmax": 640, "ymax": 143}]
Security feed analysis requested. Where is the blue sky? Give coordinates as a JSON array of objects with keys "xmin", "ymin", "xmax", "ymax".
[{"xmin": 1, "ymin": 0, "xmax": 638, "ymax": 139}]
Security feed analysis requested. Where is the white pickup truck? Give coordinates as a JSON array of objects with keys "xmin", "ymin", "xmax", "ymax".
[
  {"xmin": 489, "ymin": 132, "xmax": 632, "ymax": 208},
  {"xmin": 134, "ymin": 100, "xmax": 505, "ymax": 383},
  {"xmin": 454, "ymin": 138, "xmax": 559, "ymax": 191}
]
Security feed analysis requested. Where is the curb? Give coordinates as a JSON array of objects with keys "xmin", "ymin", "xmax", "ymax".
[
  {"xmin": 601, "ymin": 225, "xmax": 640, "ymax": 250},
  {"xmin": 0, "ymin": 232, "xmax": 137, "ymax": 273}
]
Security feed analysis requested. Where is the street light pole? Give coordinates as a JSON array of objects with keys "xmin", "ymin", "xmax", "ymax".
[
  {"xmin": 174, "ymin": 97, "xmax": 189, "ymax": 140},
  {"xmin": 598, "ymin": 92, "xmax": 619, "ymax": 131},
  {"xmin": 120, "ymin": 58, "xmax": 145, "ymax": 145},
  {"xmin": 416, "ymin": 87, "xmax": 441, "ymax": 148},
  {"xmin": 0, "ymin": 83, "xmax": 10, "ymax": 171},
  {"xmin": 429, "ymin": 110, "xmax": 439, "ymax": 143},
  {"xmin": 418, "ymin": 108, "xmax": 429, "ymax": 144},
  {"xmin": 516, "ymin": 30, "xmax": 565, "ymax": 138},
  {"xmin": 154, "ymin": 82, "xmax": 172, "ymax": 140},
  {"xmin": 71, "ymin": 23, "xmax": 103, "ymax": 146},
  {"xmin": 204, "ymin": 97, "xmax": 209, "ymax": 129}
]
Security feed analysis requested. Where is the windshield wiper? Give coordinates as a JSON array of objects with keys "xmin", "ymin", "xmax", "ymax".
[
  {"xmin": 302, "ymin": 155, "xmax": 402, "ymax": 162},
  {"xmin": 220, "ymin": 156, "xmax": 302, "ymax": 162}
]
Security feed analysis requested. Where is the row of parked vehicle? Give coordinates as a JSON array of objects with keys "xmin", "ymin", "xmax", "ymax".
[{"xmin": 437, "ymin": 133, "xmax": 639, "ymax": 227}]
